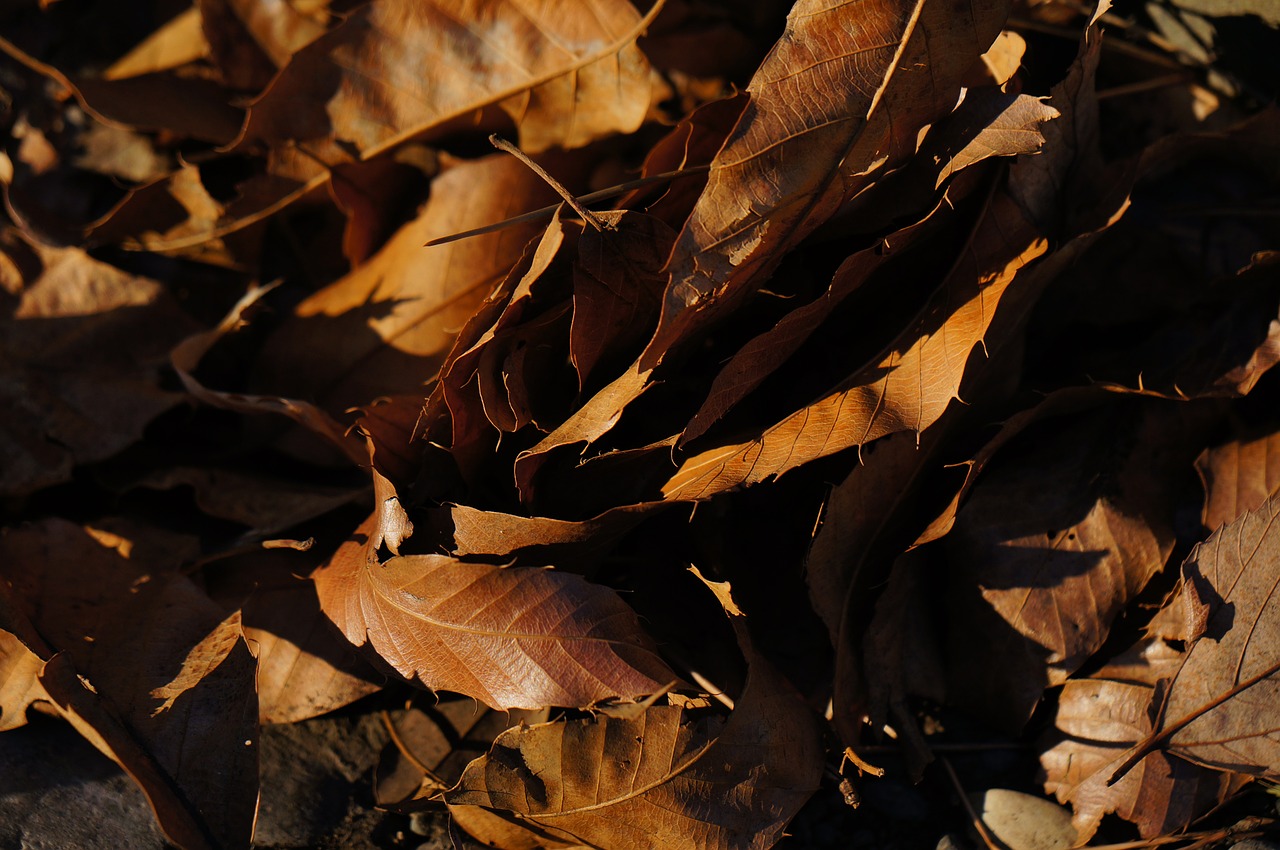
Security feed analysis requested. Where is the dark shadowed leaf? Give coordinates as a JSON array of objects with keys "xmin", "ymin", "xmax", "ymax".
[
  {"xmin": 0, "ymin": 237, "xmax": 196, "ymax": 497},
  {"xmin": 1196, "ymin": 428, "xmax": 1280, "ymax": 533},
  {"xmin": 0, "ymin": 520, "xmax": 258, "ymax": 850}
]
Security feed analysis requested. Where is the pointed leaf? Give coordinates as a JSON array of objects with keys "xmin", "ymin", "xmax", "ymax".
[
  {"xmin": 649, "ymin": 0, "xmax": 1012, "ymax": 358},
  {"xmin": 237, "ymin": 0, "xmax": 660, "ymax": 156},
  {"xmin": 446, "ymin": 646, "xmax": 822, "ymax": 849},
  {"xmin": 313, "ymin": 513, "xmax": 675, "ymax": 709}
]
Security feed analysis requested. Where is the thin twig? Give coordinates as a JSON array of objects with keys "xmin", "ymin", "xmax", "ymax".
[
  {"xmin": 424, "ymin": 165, "xmax": 710, "ymax": 246},
  {"xmin": 489, "ymin": 134, "xmax": 604, "ymax": 231},
  {"xmin": 380, "ymin": 710, "xmax": 449, "ymax": 794},
  {"xmin": 1106, "ymin": 655, "xmax": 1280, "ymax": 786},
  {"xmin": 940, "ymin": 756, "xmax": 1002, "ymax": 850}
]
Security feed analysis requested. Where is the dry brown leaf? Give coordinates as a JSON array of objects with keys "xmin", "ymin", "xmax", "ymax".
[
  {"xmin": 649, "ymin": 0, "xmax": 1013, "ymax": 361},
  {"xmin": 570, "ymin": 211, "xmax": 674, "ymax": 391},
  {"xmin": 445, "ymin": 502, "xmax": 664, "ymax": 566},
  {"xmin": 138, "ymin": 466, "xmax": 365, "ymax": 540},
  {"xmin": 236, "ymin": 0, "xmax": 660, "ymax": 157},
  {"xmin": 445, "ymin": 637, "xmax": 822, "ymax": 850},
  {"xmin": 104, "ymin": 7, "xmax": 211, "ymax": 80},
  {"xmin": 0, "ymin": 628, "xmax": 48, "ymax": 732},
  {"xmin": 944, "ymin": 404, "xmax": 1188, "ymax": 730},
  {"xmin": 0, "ymin": 520, "xmax": 259, "ymax": 850},
  {"xmin": 0, "ymin": 237, "xmax": 195, "ymax": 497},
  {"xmin": 1196, "ymin": 429, "xmax": 1280, "ymax": 534},
  {"xmin": 661, "ymin": 204, "xmax": 1048, "ymax": 501},
  {"xmin": 199, "ymin": 0, "xmax": 329, "ymax": 89},
  {"xmin": 1160, "ymin": 490, "xmax": 1280, "ymax": 776},
  {"xmin": 257, "ymin": 154, "xmax": 559, "ymax": 414},
  {"xmin": 171, "ymin": 284, "xmax": 368, "ymax": 468},
  {"xmin": 1041, "ymin": 678, "xmax": 1237, "ymax": 841},
  {"xmin": 314, "ymin": 477, "xmax": 676, "ymax": 709},
  {"xmin": 237, "ymin": 570, "xmax": 384, "ymax": 725}
]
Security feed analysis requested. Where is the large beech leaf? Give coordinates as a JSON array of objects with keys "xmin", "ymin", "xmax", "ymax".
[
  {"xmin": 313, "ymin": 476, "xmax": 675, "ymax": 709},
  {"xmin": 237, "ymin": 0, "xmax": 659, "ymax": 156},
  {"xmin": 1040, "ymin": 679, "xmax": 1236, "ymax": 841},
  {"xmin": 648, "ymin": 0, "xmax": 1012, "ymax": 360},
  {"xmin": 446, "ymin": 634, "xmax": 822, "ymax": 849},
  {"xmin": 1160, "ymin": 490, "xmax": 1280, "ymax": 776},
  {"xmin": 0, "ymin": 520, "xmax": 259, "ymax": 850}
]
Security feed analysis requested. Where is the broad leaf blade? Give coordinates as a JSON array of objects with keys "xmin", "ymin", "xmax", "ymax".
[
  {"xmin": 1163, "ymin": 490, "xmax": 1280, "ymax": 776},
  {"xmin": 238, "ymin": 0, "xmax": 659, "ymax": 156},
  {"xmin": 313, "ymin": 520, "xmax": 675, "ymax": 710}
]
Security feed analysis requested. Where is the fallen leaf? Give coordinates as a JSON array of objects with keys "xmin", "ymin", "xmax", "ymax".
[
  {"xmin": 236, "ymin": 0, "xmax": 661, "ymax": 157},
  {"xmin": 446, "ymin": 629, "xmax": 822, "ymax": 850},
  {"xmin": 570, "ymin": 211, "xmax": 674, "ymax": 391},
  {"xmin": 256, "ymin": 154, "xmax": 560, "ymax": 414},
  {"xmin": 1196, "ymin": 428, "xmax": 1280, "ymax": 533},
  {"xmin": 0, "ymin": 629, "xmax": 48, "ymax": 732},
  {"xmin": 944, "ymin": 403, "xmax": 1194, "ymax": 730},
  {"xmin": 650, "ymin": 0, "xmax": 1013, "ymax": 360},
  {"xmin": 0, "ymin": 237, "xmax": 196, "ymax": 497},
  {"xmin": 314, "ymin": 478, "xmax": 676, "ymax": 709},
  {"xmin": 1159, "ymin": 490, "xmax": 1280, "ymax": 776},
  {"xmin": 0, "ymin": 519, "xmax": 259, "ymax": 850},
  {"xmin": 1041, "ymin": 678, "xmax": 1238, "ymax": 840},
  {"xmin": 198, "ymin": 0, "xmax": 329, "ymax": 89}
]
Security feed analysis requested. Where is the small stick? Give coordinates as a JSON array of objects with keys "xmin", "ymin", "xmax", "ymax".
[
  {"xmin": 424, "ymin": 165, "xmax": 710, "ymax": 247},
  {"xmin": 940, "ymin": 756, "xmax": 1002, "ymax": 850},
  {"xmin": 380, "ymin": 709, "xmax": 449, "ymax": 794},
  {"xmin": 489, "ymin": 134, "xmax": 605, "ymax": 231}
]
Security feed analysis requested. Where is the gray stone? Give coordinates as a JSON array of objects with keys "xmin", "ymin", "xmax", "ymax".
[
  {"xmin": 1230, "ymin": 841, "xmax": 1280, "ymax": 850},
  {"xmin": 969, "ymin": 789, "xmax": 1077, "ymax": 850},
  {"xmin": 0, "ymin": 717, "xmax": 166, "ymax": 850}
]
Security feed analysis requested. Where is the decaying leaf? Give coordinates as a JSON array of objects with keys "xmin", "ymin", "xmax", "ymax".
[
  {"xmin": 1041, "ymin": 678, "xmax": 1238, "ymax": 841},
  {"xmin": 1160, "ymin": 490, "xmax": 1280, "ymax": 776}
]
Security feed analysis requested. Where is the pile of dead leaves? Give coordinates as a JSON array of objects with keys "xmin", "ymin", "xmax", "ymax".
[{"xmin": 1, "ymin": 0, "xmax": 1279, "ymax": 848}]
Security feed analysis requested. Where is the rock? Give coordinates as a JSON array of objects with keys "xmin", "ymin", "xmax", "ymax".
[
  {"xmin": 1231, "ymin": 841, "xmax": 1280, "ymax": 850},
  {"xmin": 0, "ymin": 716, "xmax": 166, "ymax": 850},
  {"xmin": 969, "ymin": 789, "xmax": 1077, "ymax": 850}
]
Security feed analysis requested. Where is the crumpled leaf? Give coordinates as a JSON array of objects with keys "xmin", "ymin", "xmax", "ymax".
[
  {"xmin": 1040, "ymin": 678, "xmax": 1238, "ymax": 841},
  {"xmin": 0, "ymin": 519, "xmax": 259, "ymax": 850},
  {"xmin": 445, "ymin": 582, "xmax": 822, "ymax": 850},
  {"xmin": 1160, "ymin": 489, "xmax": 1280, "ymax": 776},
  {"xmin": 313, "ymin": 474, "xmax": 676, "ymax": 709},
  {"xmin": 236, "ymin": 0, "xmax": 660, "ymax": 157},
  {"xmin": 649, "ymin": 0, "xmax": 1013, "ymax": 360}
]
